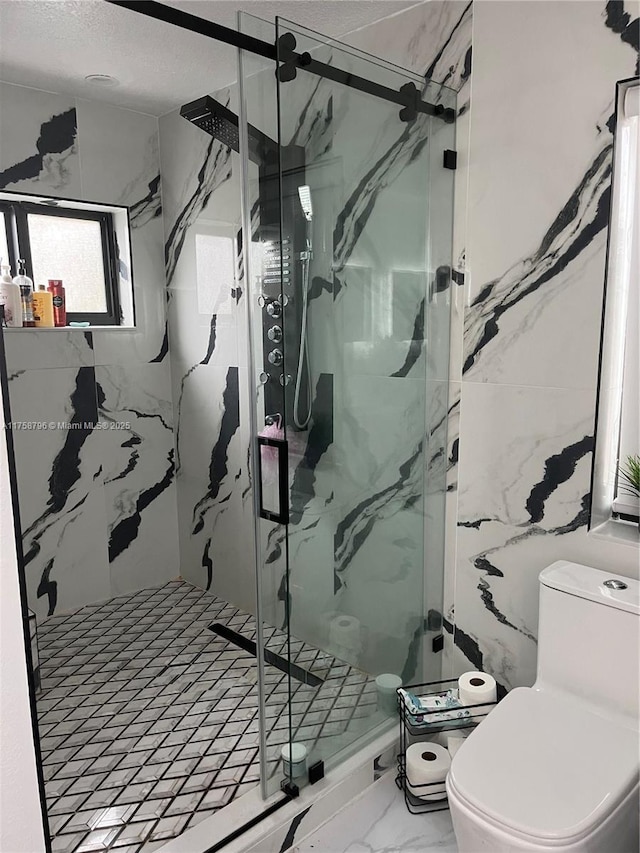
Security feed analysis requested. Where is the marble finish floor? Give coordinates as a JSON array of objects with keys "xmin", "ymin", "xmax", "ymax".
[
  {"xmin": 288, "ymin": 771, "xmax": 458, "ymax": 853},
  {"xmin": 36, "ymin": 580, "xmax": 378, "ymax": 853}
]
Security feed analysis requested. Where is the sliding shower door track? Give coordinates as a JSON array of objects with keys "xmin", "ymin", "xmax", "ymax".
[{"xmin": 103, "ymin": 0, "xmax": 454, "ymax": 123}]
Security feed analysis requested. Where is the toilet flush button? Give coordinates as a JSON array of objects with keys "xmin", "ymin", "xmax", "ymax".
[{"xmin": 603, "ymin": 579, "xmax": 628, "ymax": 590}]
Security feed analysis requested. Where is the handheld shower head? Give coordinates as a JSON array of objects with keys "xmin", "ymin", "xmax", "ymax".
[{"xmin": 298, "ymin": 185, "xmax": 313, "ymax": 221}]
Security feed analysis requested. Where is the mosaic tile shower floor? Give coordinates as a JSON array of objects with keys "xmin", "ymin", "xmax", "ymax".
[{"xmin": 37, "ymin": 580, "xmax": 378, "ymax": 852}]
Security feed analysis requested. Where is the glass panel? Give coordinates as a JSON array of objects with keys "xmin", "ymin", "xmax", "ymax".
[
  {"xmin": 194, "ymin": 230, "xmax": 235, "ymax": 316},
  {"xmin": 275, "ymin": 18, "xmax": 456, "ymax": 775},
  {"xmin": 240, "ymin": 9, "xmax": 455, "ymax": 796},
  {"xmin": 238, "ymin": 12, "xmax": 294, "ymax": 797},
  {"xmin": 28, "ymin": 213, "xmax": 108, "ymax": 312}
]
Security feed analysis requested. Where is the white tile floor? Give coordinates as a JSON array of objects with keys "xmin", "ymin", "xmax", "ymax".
[
  {"xmin": 37, "ymin": 580, "xmax": 379, "ymax": 852},
  {"xmin": 288, "ymin": 772, "xmax": 458, "ymax": 853}
]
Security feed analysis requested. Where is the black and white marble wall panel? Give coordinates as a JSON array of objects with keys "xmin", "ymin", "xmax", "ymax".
[
  {"xmin": 0, "ymin": 82, "xmax": 80, "ymax": 196},
  {"xmin": 451, "ymin": 0, "xmax": 640, "ymax": 690},
  {"xmin": 159, "ymin": 92, "xmax": 257, "ymax": 616},
  {"xmin": 7, "ymin": 366, "xmax": 110, "ymax": 620},
  {"xmin": 0, "ymin": 81, "xmax": 174, "ymax": 618},
  {"xmin": 96, "ymin": 363, "xmax": 178, "ymax": 595},
  {"xmin": 3, "ymin": 329, "xmax": 95, "ymax": 373},
  {"xmin": 76, "ymin": 99, "xmax": 167, "ymax": 366}
]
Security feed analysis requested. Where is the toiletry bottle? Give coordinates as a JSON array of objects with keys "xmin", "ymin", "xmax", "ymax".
[
  {"xmin": 32, "ymin": 285, "xmax": 55, "ymax": 328},
  {"xmin": 14, "ymin": 260, "xmax": 35, "ymax": 327},
  {"xmin": 0, "ymin": 261, "xmax": 23, "ymax": 328},
  {"xmin": 47, "ymin": 279, "xmax": 66, "ymax": 327}
]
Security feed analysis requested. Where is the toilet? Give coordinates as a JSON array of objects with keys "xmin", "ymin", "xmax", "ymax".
[{"xmin": 446, "ymin": 560, "xmax": 639, "ymax": 852}]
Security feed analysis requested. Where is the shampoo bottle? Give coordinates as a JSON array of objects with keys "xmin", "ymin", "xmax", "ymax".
[
  {"xmin": 14, "ymin": 260, "xmax": 35, "ymax": 327},
  {"xmin": 47, "ymin": 279, "xmax": 66, "ymax": 327},
  {"xmin": 0, "ymin": 261, "xmax": 23, "ymax": 328},
  {"xmin": 32, "ymin": 285, "xmax": 55, "ymax": 328}
]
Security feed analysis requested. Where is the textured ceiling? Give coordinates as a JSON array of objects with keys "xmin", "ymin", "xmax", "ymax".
[{"xmin": 0, "ymin": 0, "xmax": 417, "ymax": 115}]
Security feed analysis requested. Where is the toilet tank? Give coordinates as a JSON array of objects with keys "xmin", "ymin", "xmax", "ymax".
[{"xmin": 535, "ymin": 561, "xmax": 639, "ymax": 723}]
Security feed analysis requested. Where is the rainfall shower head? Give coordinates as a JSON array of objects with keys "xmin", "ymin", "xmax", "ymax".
[
  {"xmin": 180, "ymin": 95, "xmax": 277, "ymax": 166},
  {"xmin": 180, "ymin": 95, "xmax": 240, "ymax": 149},
  {"xmin": 298, "ymin": 185, "xmax": 313, "ymax": 221}
]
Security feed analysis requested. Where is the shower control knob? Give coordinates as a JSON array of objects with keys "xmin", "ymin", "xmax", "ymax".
[
  {"xmin": 257, "ymin": 295, "xmax": 266, "ymax": 307},
  {"xmin": 267, "ymin": 325, "xmax": 283, "ymax": 343},
  {"xmin": 266, "ymin": 301, "xmax": 282, "ymax": 318},
  {"xmin": 279, "ymin": 294, "xmax": 290, "ymax": 307},
  {"xmin": 268, "ymin": 349, "xmax": 283, "ymax": 366},
  {"xmin": 279, "ymin": 374, "xmax": 292, "ymax": 386}
]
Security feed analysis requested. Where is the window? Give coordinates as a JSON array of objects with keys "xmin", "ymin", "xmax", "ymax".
[
  {"xmin": 0, "ymin": 193, "xmax": 125, "ymax": 326},
  {"xmin": 195, "ymin": 230, "xmax": 235, "ymax": 317},
  {"xmin": 591, "ymin": 77, "xmax": 639, "ymax": 536},
  {"xmin": 194, "ymin": 221, "xmax": 236, "ymax": 318}
]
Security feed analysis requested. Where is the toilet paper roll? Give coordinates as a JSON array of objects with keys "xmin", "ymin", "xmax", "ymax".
[
  {"xmin": 376, "ymin": 673, "xmax": 402, "ymax": 715},
  {"xmin": 281, "ymin": 742, "xmax": 308, "ymax": 778},
  {"xmin": 405, "ymin": 742, "xmax": 450, "ymax": 802},
  {"xmin": 458, "ymin": 671, "xmax": 497, "ymax": 718},
  {"xmin": 329, "ymin": 614, "xmax": 361, "ymax": 652}
]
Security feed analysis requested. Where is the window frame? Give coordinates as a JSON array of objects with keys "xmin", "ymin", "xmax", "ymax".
[
  {"xmin": 0, "ymin": 205, "xmax": 18, "ymax": 273},
  {"xmin": 590, "ymin": 75, "xmax": 639, "ymax": 537},
  {"xmin": 0, "ymin": 197, "xmax": 122, "ymax": 326}
]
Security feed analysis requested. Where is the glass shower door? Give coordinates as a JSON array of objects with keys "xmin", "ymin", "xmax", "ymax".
[
  {"xmin": 273, "ymin": 16, "xmax": 457, "ymax": 774},
  {"xmin": 239, "ymin": 12, "xmax": 456, "ymax": 795}
]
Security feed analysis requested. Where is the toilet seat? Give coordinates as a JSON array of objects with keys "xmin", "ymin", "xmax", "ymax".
[{"xmin": 447, "ymin": 686, "xmax": 639, "ymax": 845}]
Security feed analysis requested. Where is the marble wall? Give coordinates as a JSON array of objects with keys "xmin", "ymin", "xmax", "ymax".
[
  {"xmin": 0, "ymin": 82, "xmax": 178, "ymax": 620},
  {"xmin": 158, "ymin": 89, "xmax": 257, "ymax": 617},
  {"xmin": 448, "ymin": 0, "xmax": 640, "ymax": 690}
]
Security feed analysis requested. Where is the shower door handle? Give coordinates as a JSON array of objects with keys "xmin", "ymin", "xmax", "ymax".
[{"xmin": 256, "ymin": 435, "xmax": 289, "ymax": 525}]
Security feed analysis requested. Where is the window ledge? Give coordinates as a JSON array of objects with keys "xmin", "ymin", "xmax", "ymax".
[
  {"xmin": 590, "ymin": 517, "xmax": 639, "ymax": 547},
  {"xmin": 2, "ymin": 326, "xmax": 135, "ymax": 332}
]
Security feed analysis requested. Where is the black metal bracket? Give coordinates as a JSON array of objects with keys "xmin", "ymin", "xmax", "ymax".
[
  {"xmin": 398, "ymin": 82, "xmax": 419, "ymax": 123},
  {"xmin": 276, "ymin": 32, "xmax": 313, "ymax": 83},
  {"xmin": 443, "ymin": 149, "xmax": 458, "ymax": 170},
  {"xmin": 281, "ymin": 779, "xmax": 300, "ymax": 798},
  {"xmin": 432, "ymin": 634, "xmax": 444, "ymax": 654},
  {"xmin": 308, "ymin": 760, "xmax": 325, "ymax": 784},
  {"xmin": 452, "ymin": 268, "xmax": 465, "ymax": 287},
  {"xmin": 276, "ymin": 32, "xmax": 299, "ymax": 82},
  {"xmin": 275, "ymin": 32, "xmax": 455, "ymax": 124}
]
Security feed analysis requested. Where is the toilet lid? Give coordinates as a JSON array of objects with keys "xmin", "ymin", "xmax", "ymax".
[{"xmin": 449, "ymin": 687, "xmax": 639, "ymax": 843}]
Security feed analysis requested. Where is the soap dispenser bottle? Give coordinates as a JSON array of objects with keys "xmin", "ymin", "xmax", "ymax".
[
  {"xmin": 47, "ymin": 279, "xmax": 66, "ymax": 327},
  {"xmin": 0, "ymin": 260, "xmax": 23, "ymax": 328},
  {"xmin": 13, "ymin": 260, "xmax": 35, "ymax": 327},
  {"xmin": 32, "ymin": 285, "xmax": 55, "ymax": 328}
]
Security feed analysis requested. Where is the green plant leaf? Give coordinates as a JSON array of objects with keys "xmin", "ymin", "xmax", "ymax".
[{"xmin": 619, "ymin": 454, "xmax": 640, "ymax": 497}]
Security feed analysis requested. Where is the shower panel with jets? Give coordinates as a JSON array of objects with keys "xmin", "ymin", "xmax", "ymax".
[{"xmin": 181, "ymin": 95, "xmax": 313, "ymax": 432}]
